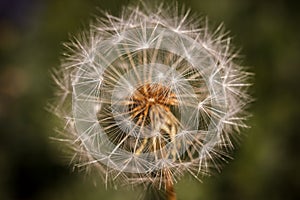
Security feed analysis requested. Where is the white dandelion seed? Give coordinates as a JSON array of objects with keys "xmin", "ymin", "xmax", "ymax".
[{"xmin": 50, "ymin": 1, "xmax": 252, "ymax": 199}]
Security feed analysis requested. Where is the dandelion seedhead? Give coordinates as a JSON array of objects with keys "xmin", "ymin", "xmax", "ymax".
[{"xmin": 50, "ymin": 1, "xmax": 252, "ymax": 198}]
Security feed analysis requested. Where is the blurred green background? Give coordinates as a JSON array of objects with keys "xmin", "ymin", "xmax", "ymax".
[{"xmin": 0, "ymin": 0, "xmax": 299, "ymax": 199}]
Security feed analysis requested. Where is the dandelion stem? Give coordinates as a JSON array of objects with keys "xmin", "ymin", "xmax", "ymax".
[
  {"xmin": 166, "ymin": 177, "xmax": 176, "ymax": 200},
  {"xmin": 144, "ymin": 180, "xmax": 176, "ymax": 200}
]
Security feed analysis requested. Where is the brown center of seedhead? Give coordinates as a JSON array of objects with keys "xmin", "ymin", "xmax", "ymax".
[
  {"xmin": 124, "ymin": 83, "xmax": 180, "ymax": 155},
  {"xmin": 128, "ymin": 83, "xmax": 178, "ymax": 126}
]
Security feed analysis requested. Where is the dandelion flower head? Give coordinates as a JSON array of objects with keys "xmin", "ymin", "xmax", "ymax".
[{"xmin": 51, "ymin": 1, "xmax": 252, "ymax": 189}]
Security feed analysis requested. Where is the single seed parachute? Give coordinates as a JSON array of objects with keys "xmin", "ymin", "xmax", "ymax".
[{"xmin": 50, "ymin": 0, "xmax": 252, "ymax": 194}]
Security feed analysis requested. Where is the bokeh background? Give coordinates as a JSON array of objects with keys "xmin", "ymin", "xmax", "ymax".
[{"xmin": 0, "ymin": 0, "xmax": 299, "ymax": 199}]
